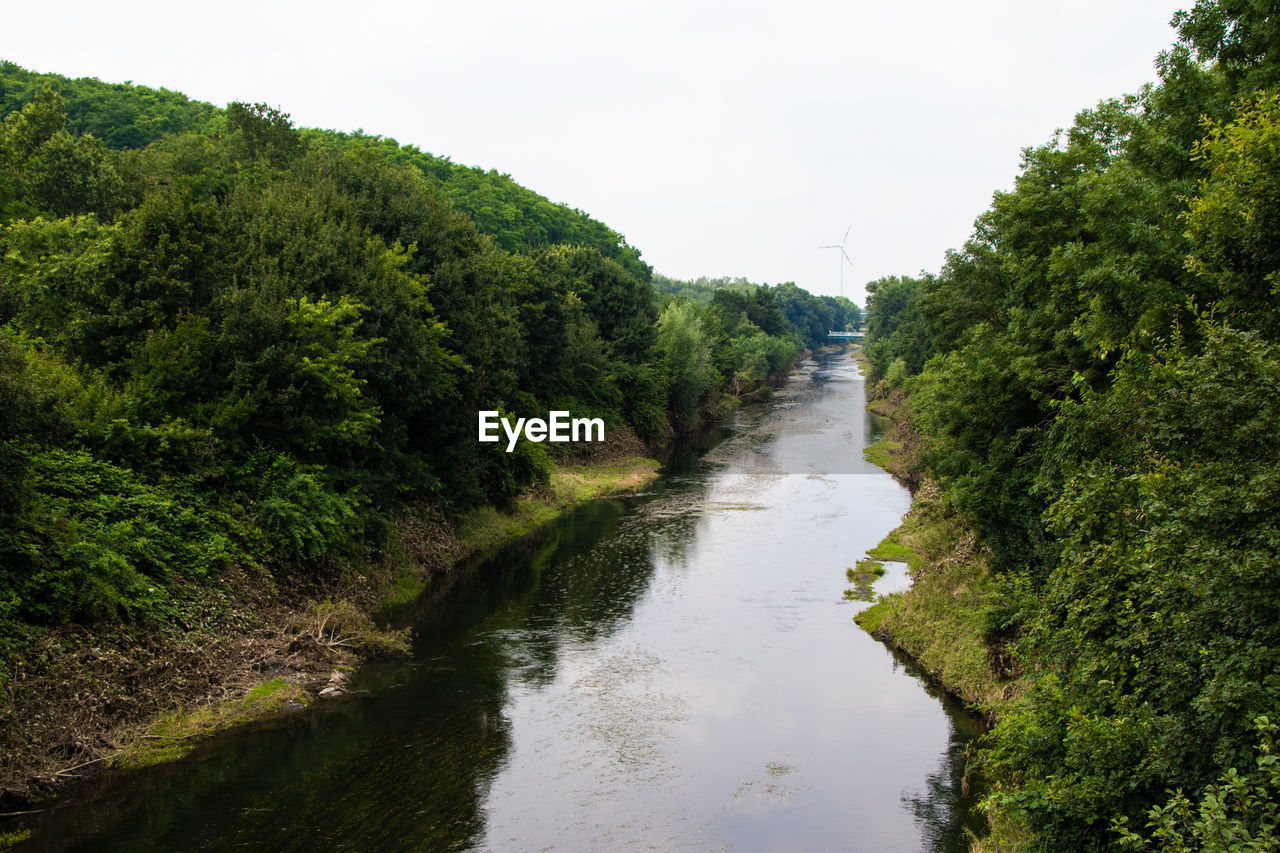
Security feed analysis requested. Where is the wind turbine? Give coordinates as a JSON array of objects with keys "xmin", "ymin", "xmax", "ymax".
[{"xmin": 818, "ymin": 226, "xmax": 854, "ymax": 299}]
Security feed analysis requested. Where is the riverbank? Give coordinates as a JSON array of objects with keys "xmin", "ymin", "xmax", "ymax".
[
  {"xmin": 854, "ymin": 388, "xmax": 1009, "ymax": 710},
  {"xmin": 853, "ymin": 366, "xmax": 1027, "ymax": 849},
  {"xmin": 0, "ymin": 445, "xmax": 660, "ymax": 817}
]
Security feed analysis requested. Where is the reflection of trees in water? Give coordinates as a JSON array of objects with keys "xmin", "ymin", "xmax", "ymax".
[
  {"xmin": 220, "ymin": 493, "xmax": 676, "ymax": 853},
  {"xmin": 638, "ymin": 470, "xmax": 717, "ymax": 569},
  {"xmin": 903, "ymin": 727, "xmax": 987, "ymax": 853},
  {"xmin": 884, "ymin": 646, "xmax": 989, "ymax": 853},
  {"xmin": 187, "ymin": 694, "xmax": 514, "ymax": 852},
  {"xmin": 52, "ymin": 662, "xmax": 513, "ymax": 852},
  {"xmin": 48, "ymin": 488, "xmax": 704, "ymax": 852}
]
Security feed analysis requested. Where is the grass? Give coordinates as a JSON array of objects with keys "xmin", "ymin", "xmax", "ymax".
[
  {"xmin": 454, "ymin": 456, "xmax": 660, "ymax": 556},
  {"xmin": 380, "ymin": 574, "xmax": 428, "ymax": 608},
  {"xmin": 848, "ymin": 558, "xmax": 886, "ymax": 581},
  {"xmin": 550, "ymin": 457, "xmax": 662, "ymax": 502},
  {"xmin": 866, "ymin": 531, "xmax": 922, "ymax": 573},
  {"xmin": 852, "ymin": 481, "xmax": 1007, "ymax": 709},
  {"xmin": 0, "ymin": 830, "xmax": 32, "ymax": 850},
  {"xmin": 854, "ymin": 596, "xmax": 892, "ymax": 634},
  {"xmin": 854, "ymin": 373, "xmax": 1007, "ymax": 708},
  {"xmin": 844, "ymin": 558, "xmax": 888, "ymax": 602},
  {"xmin": 854, "ymin": 553, "xmax": 1002, "ymax": 706},
  {"xmin": 115, "ymin": 677, "xmax": 306, "ymax": 770},
  {"xmin": 863, "ymin": 437, "xmax": 902, "ymax": 470},
  {"xmin": 851, "ymin": 345, "xmax": 871, "ymax": 377}
]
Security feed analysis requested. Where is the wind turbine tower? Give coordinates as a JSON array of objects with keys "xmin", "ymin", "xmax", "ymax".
[{"xmin": 819, "ymin": 226, "xmax": 854, "ymax": 299}]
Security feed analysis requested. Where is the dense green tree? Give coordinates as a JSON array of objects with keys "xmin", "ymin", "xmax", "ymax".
[
  {"xmin": 657, "ymin": 299, "xmax": 717, "ymax": 429},
  {"xmin": 653, "ymin": 274, "xmax": 757, "ymax": 304},
  {"xmin": 989, "ymin": 322, "xmax": 1280, "ymax": 846},
  {"xmin": 1174, "ymin": 0, "xmax": 1280, "ymax": 93},
  {"xmin": 1, "ymin": 86, "xmax": 125, "ymax": 221},
  {"xmin": 856, "ymin": 3, "xmax": 1280, "ymax": 846},
  {"xmin": 862, "ymin": 275, "xmax": 935, "ymax": 377},
  {"xmin": 0, "ymin": 60, "xmax": 824, "ymax": 643},
  {"xmin": 0, "ymin": 61, "xmax": 218, "ymax": 149},
  {"xmin": 710, "ymin": 287, "xmax": 790, "ymax": 339},
  {"xmin": 1184, "ymin": 91, "xmax": 1280, "ymax": 339},
  {"xmin": 772, "ymin": 281, "xmax": 836, "ymax": 350}
]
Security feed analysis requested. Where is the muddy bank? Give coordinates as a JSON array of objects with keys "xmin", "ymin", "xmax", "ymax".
[{"xmin": 0, "ymin": 440, "xmax": 659, "ymax": 812}]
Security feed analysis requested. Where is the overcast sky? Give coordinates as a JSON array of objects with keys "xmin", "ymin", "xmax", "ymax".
[{"xmin": 4, "ymin": 0, "xmax": 1190, "ymax": 303}]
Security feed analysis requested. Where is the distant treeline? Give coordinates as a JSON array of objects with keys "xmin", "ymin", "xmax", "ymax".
[
  {"xmin": 0, "ymin": 64, "xmax": 837, "ymax": 643},
  {"xmin": 862, "ymin": 1, "xmax": 1280, "ymax": 849},
  {"xmin": 653, "ymin": 273, "xmax": 860, "ymax": 350}
]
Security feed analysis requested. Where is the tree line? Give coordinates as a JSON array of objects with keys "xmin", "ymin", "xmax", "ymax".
[
  {"xmin": 862, "ymin": 1, "xmax": 1280, "ymax": 848},
  {"xmin": 0, "ymin": 68, "xmax": 837, "ymax": 656}
]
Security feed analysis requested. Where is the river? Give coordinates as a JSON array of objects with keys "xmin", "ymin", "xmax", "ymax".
[{"xmin": 19, "ymin": 348, "xmax": 985, "ymax": 852}]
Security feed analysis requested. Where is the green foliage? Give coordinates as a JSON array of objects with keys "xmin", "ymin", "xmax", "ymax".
[
  {"xmin": 1174, "ymin": 0, "xmax": 1280, "ymax": 93},
  {"xmin": 983, "ymin": 322, "xmax": 1280, "ymax": 845},
  {"xmin": 1185, "ymin": 91, "xmax": 1280, "ymax": 339},
  {"xmin": 721, "ymin": 323, "xmax": 798, "ymax": 396},
  {"xmin": 0, "ymin": 61, "xmax": 218, "ymax": 150},
  {"xmin": 0, "ymin": 86, "xmax": 125, "ymax": 221},
  {"xmin": 0, "ymin": 62, "xmax": 822, "ymax": 654},
  {"xmin": 852, "ymin": 3, "xmax": 1280, "ymax": 847},
  {"xmin": 657, "ymin": 299, "xmax": 717, "ymax": 429},
  {"xmin": 863, "ymin": 275, "xmax": 935, "ymax": 377},
  {"xmin": 652, "ymin": 273, "xmax": 757, "ymax": 304},
  {"xmin": 244, "ymin": 452, "xmax": 363, "ymax": 561},
  {"xmin": 226, "ymin": 101, "xmax": 301, "ymax": 163},
  {"xmin": 306, "ymin": 129, "xmax": 651, "ymax": 281},
  {"xmin": 772, "ymin": 281, "xmax": 859, "ymax": 350},
  {"xmin": 4, "ymin": 445, "xmax": 234, "ymax": 622},
  {"xmin": 710, "ymin": 287, "xmax": 790, "ymax": 339},
  {"xmin": 883, "ymin": 357, "xmax": 908, "ymax": 389},
  {"xmin": 1114, "ymin": 717, "xmax": 1280, "ymax": 852}
]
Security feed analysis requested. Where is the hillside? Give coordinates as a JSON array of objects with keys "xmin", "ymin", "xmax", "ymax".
[{"xmin": 0, "ymin": 63, "xmax": 832, "ymax": 805}]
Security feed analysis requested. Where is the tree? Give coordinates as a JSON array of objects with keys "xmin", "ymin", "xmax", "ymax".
[{"xmin": 657, "ymin": 299, "xmax": 716, "ymax": 429}]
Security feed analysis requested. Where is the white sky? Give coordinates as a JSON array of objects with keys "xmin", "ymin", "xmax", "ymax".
[{"xmin": 4, "ymin": 0, "xmax": 1189, "ymax": 304}]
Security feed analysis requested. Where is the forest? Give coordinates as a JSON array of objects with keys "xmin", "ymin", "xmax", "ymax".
[
  {"xmin": 861, "ymin": 1, "xmax": 1280, "ymax": 849},
  {"xmin": 0, "ymin": 60, "xmax": 854, "ymax": 800}
]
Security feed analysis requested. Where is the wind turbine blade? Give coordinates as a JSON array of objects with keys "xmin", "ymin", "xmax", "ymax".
[
  {"xmin": 841, "ymin": 248, "xmax": 854, "ymax": 266},
  {"xmin": 818, "ymin": 244, "xmax": 839, "ymax": 249},
  {"xmin": 841, "ymin": 226, "xmax": 852, "ymax": 245}
]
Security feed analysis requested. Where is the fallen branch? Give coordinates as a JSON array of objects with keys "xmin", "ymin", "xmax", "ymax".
[{"xmin": 51, "ymin": 751, "xmax": 121, "ymax": 777}]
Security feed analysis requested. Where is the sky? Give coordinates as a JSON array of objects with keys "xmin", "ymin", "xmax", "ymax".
[{"xmin": 4, "ymin": 0, "xmax": 1191, "ymax": 304}]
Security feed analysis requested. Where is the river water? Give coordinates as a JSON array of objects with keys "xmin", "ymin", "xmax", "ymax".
[{"xmin": 20, "ymin": 348, "xmax": 985, "ymax": 852}]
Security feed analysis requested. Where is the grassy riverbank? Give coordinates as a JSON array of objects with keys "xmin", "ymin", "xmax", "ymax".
[
  {"xmin": 855, "ymin": 385, "xmax": 1011, "ymax": 708},
  {"xmin": 855, "ymin": 379, "xmax": 1024, "ymax": 849},
  {"xmin": 852, "ymin": 477, "xmax": 1009, "ymax": 710},
  {"xmin": 453, "ymin": 457, "xmax": 660, "ymax": 557},
  {"xmin": 115, "ymin": 455, "xmax": 662, "ymax": 775}
]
